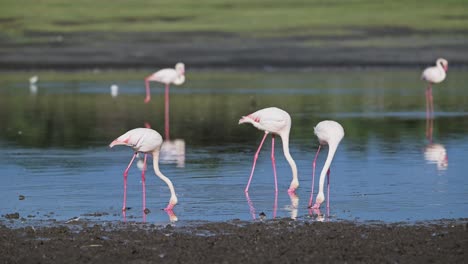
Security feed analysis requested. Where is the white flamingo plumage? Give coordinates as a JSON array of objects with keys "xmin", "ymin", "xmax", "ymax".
[
  {"xmin": 421, "ymin": 58, "xmax": 448, "ymax": 119},
  {"xmin": 144, "ymin": 62, "xmax": 185, "ymax": 104},
  {"xmin": 309, "ymin": 120, "xmax": 344, "ymax": 210},
  {"xmin": 239, "ymin": 107, "xmax": 299, "ymax": 194},
  {"xmin": 110, "ymin": 128, "xmax": 178, "ymax": 212}
]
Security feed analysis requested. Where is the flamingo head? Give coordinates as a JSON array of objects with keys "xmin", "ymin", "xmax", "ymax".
[
  {"xmin": 175, "ymin": 62, "xmax": 185, "ymax": 75},
  {"xmin": 437, "ymin": 58, "xmax": 448, "ymax": 72}
]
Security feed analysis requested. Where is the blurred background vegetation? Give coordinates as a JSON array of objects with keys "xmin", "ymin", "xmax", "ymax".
[
  {"xmin": 1, "ymin": 0, "xmax": 468, "ymax": 68},
  {"xmin": 2, "ymin": 0, "xmax": 468, "ymax": 36}
]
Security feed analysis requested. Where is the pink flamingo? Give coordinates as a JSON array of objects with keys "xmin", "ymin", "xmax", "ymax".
[
  {"xmin": 421, "ymin": 58, "xmax": 448, "ymax": 119},
  {"xmin": 109, "ymin": 128, "xmax": 178, "ymax": 212},
  {"xmin": 145, "ymin": 62, "xmax": 185, "ymax": 140},
  {"xmin": 239, "ymin": 107, "xmax": 299, "ymax": 194},
  {"xmin": 309, "ymin": 120, "xmax": 344, "ymax": 210}
]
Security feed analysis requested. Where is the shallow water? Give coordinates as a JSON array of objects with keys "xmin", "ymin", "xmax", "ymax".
[{"xmin": 0, "ymin": 69, "xmax": 467, "ymax": 225}]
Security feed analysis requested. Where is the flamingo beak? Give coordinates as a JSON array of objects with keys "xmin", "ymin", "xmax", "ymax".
[
  {"xmin": 109, "ymin": 140, "xmax": 119, "ymax": 148},
  {"xmin": 444, "ymin": 65, "xmax": 448, "ymax": 72}
]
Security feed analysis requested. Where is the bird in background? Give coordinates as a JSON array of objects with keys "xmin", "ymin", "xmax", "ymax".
[
  {"xmin": 110, "ymin": 84, "xmax": 119, "ymax": 98},
  {"xmin": 309, "ymin": 120, "xmax": 344, "ymax": 210},
  {"xmin": 109, "ymin": 128, "xmax": 178, "ymax": 212},
  {"xmin": 239, "ymin": 107, "xmax": 299, "ymax": 194},
  {"xmin": 144, "ymin": 62, "xmax": 185, "ymax": 140},
  {"xmin": 144, "ymin": 62, "xmax": 185, "ymax": 104},
  {"xmin": 421, "ymin": 58, "xmax": 448, "ymax": 119},
  {"xmin": 29, "ymin": 75, "xmax": 38, "ymax": 85}
]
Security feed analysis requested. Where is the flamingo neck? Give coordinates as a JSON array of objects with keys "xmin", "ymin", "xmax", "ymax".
[
  {"xmin": 173, "ymin": 75, "xmax": 185, "ymax": 85},
  {"xmin": 281, "ymin": 133, "xmax": 299, "ymax": 190},
  {"xmin": 152, "ymin": 151, "xmax": 178, "ymax": 205},
  {"xmin": 317, "ymin": 141, "xmax": 338, "ymax": 197}
]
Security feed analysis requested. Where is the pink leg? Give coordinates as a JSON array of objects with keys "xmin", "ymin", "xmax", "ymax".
[
  {"xmin": 245, "ymin": 192, "xmax": 256, "ymax": 220},
  {"xmin": 271, "ymin": 135, "xmax": 278, "ymax": 193},
  {"xmin": 273, "ymin": 190, "xmax": 278, "ymax": 218},
  {"xmin": 429, "ymin": 84, "xmax": 434, "ymax": 118},
  {"xmin": 326, "ymin": 168, "xmax": 330, "ymax": 209},
  {"xmin": 123, "ymin": 152, "xmax": 138, "ymax": 211},
  {"xmin": 245, "ymin": 132, "xmax": 269, "ymax": 193},
  {"xmin": 308, "ymin": 145, "xmax": 322, "ymax": 208},
  {"xmin": 425, "ymin": 86, "xmax": 430, "ymax": 122},
  {"xmin": 165, "ymin": 84, "xmax": 170, "ymax": 140},
  {"xmin": 142, "ymin": 154, "xmax": 148, "ymax": 213},
  {"xmin": 144, "ymin": 78, "xmax": 151, "ymax": 103}
]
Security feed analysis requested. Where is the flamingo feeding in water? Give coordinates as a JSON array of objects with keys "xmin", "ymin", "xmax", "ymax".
[
  {"xmin": 144, "ymin": 62, "xmax": 185, "ymax": 140},
  {"xmin": 309, "ymin": 120, "xmax": 344, "ymax": 210},
  {"xmin": 239, "ymin": 107, "xmax": 299, "ymax": 194},
  {"xmin": 109, "ymin": 128, "xmax": 178, "ymax": 212},
  {"xmin": 421, "ymin": 58, "xmax": 448, "ymax": 119}
]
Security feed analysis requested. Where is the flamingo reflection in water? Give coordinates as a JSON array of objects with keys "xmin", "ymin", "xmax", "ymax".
[
  {"xmin": 245, "ymin": 192, "xmax": 299, "ymax": 220},
  {"xmin": 424, "ymin": 99, "xmax": 448, "ymax": 171},
  {"xmin": 144, "ymin": 122, "xmax": 185, "ymax": 168}
]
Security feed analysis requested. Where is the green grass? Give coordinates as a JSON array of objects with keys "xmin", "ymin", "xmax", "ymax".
[{"xmin": 1, "ymin": 0, "xmax": 468, "ymax": 39}]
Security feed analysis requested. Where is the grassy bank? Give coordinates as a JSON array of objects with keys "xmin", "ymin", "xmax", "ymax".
[{"xmin": 2, "ymin": 0, "xmax": 468, "ymax": 38}]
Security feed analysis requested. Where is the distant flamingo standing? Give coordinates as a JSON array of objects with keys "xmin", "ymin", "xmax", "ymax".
[
  {"xmin": 145, "ymin": 62, "xmax": 185, "ymax": 140},
  {"xmin": 421, "ymin": 58, "xmax": 448, "ymax": 119},
  {"xmin": 309, "ymin": 120, "xmax": 344, "ymax": 210},
  {"xmin": 239, "ymin": 107, "xmax": 299, "ymax": 194},
  {"xmin": 110, "ymin": 128, "xmax": 178, "ymax": 212}
]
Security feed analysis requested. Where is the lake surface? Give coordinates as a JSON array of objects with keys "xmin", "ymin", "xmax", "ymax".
[{"xmin": 0, "ymin": 69, "xmax": 467, "ymax": 225}]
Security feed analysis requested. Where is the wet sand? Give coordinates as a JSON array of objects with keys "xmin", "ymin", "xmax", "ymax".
[{"xmin": 1, "ymin": 218, "xmax": 467, "ymax": 263}]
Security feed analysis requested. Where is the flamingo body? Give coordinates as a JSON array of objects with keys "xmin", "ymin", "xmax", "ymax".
[
  {"xmin": 239, "ymin": 107, "xmax": 299, "ymax": 193},
  {"xmin": 309, "ymin": 120, "xmax": 344, "ymax": 209},
  {"xmin": 145, "ymin": 62, "xmax": 185, "ymax": 103},
  {"xmin": 110, "ymin": 128, "xmax": 178, "ymax": 211},
  {"xmin": 421, "ymin": 58, "xmax": 448, "ymax": 84}
]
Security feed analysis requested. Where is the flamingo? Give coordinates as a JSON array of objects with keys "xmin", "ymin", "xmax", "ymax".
[
  {"xmin": 239, "ymin": 107, "xmax": 299, "ymax": 194},
  {"xmin": 144, "ymin": 62, "xmax": 185, "ymax": 140},
  {"xmin": 421, "ymin": 58, "xmax": 448, "ymax": 119},
  {"xmin": 109, "ymin": 128, "xmax": 178, "ymax": 212},
  {"xmin": 309, "ymin": 120, "xmax": 344, "ymax": 210}
]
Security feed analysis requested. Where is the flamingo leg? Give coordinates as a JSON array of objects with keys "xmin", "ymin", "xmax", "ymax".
[
  {"xmin": 165, "ymin": 83, "xmax": 170, "ymax": 140},
  {"xmin": 273, "ymin": 190, "xmax": 278, "ymax": 218},
  {"xmin": 142, "ymin": 153, "xmax": 148, "ymax": 213},
  {"xmin": 123, "ymin": 152, "xmax": 138, "ymax": 211},
  {"xmin": 429, "ymin": 84, "xmax": 434, "ymax": 118},
  {"xmin": 271, "ymin": 135, "xmax": 278, "ymax": 193},
  {"xmin": 308, "ymin": 145, "xmax": 322, "ymax": 208},
  {"xmin": 425, "ymin": 85, "xmax": 430, "ymax": 122},
  {"xmin": 245, "ymin": 132, "xmax": 269, "ymax": 193},
  {"xmin": 326, "ymin": 168, "xmax": 331, "ymax": 210},
  {"xmin": 144, "ymin": 78, "xmax": 151, "ymax": 103},
  {"xmin": 245, "ymin": 192, "xmax": 256, "ymax": 220}
]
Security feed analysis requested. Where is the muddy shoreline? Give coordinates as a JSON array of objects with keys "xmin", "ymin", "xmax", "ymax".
[{"xmin": 1, "ymin": 218, "xmax": 467, "ymax": 263}]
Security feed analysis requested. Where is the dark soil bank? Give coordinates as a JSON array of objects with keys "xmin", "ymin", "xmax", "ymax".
[
  {"xmin": 1, "ymin": 219, "xmax": 467, "ymax": 263},
  {"xmin": 2, "ymin": 29, "xmax": 468, "ymax": 70}
]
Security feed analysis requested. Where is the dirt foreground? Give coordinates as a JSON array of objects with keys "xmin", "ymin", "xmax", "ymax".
[{"xmin": 1, "ymin": 218, "xmax": 467, "ymax": 263}]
